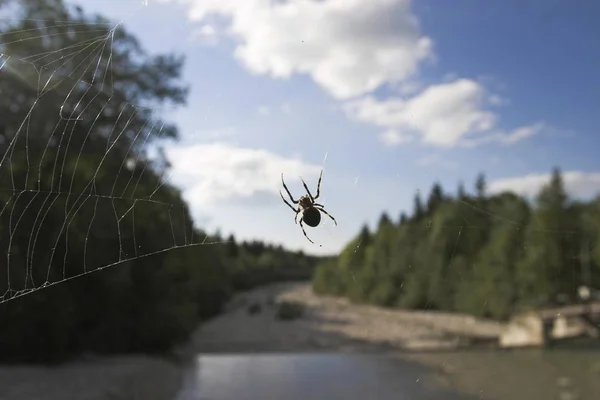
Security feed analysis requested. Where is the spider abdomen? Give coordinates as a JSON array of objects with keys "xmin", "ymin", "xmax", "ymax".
[{"xmin": 302, "ymin": 207, "xmax": 321, "ymax": 227}]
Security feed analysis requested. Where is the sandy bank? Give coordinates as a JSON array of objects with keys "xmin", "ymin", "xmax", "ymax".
[
  {"xmin": 2, "ymin": 282, "xmax": 599, "ymax": 400},
  {"xmin": 189, "ymin": 282, "xmax": 504, "ymax": 353},
  {"xmin": 187, "ymin": 282, "xmax": 600, "ymax": 400}
]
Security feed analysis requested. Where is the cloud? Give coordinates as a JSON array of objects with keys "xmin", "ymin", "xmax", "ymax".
[
  {"xmin": 161, "ymin": 0, "xmax": 555, "ymax": 150},
  {"xmin": 379, "ymin": 129, "xmax": 412, "ymax": 146},
  {"xmin": 164, "ymin": 142, "xmax": 322, "ymax": 207},
  {"xmin": 495, "ymin": 123, "xmax": 544, "ymax": 145},
  {"xmin": 488, "ymin": 93, "xmax": 509, "ymax": 107},
  {"xmin": 172, "ymin": 0, "xmax": 433, "ymax": 99},
  {"xmin": 190, "ymin": 24, "xmax": 219, "ymax": 46},
  {"xmin": 344, "ymin": 79, "xmax": 544, "ymax": 148},
  {"xmin": 489, "ymin": 171, "xmax": 600, "ymax": 199},
  {"xmin": 416, "ymin": 154, "xmax": 459, "ymax": 169},
  {"xmin": 461, "ymin": 122, "xmax": 545, "ymax": 148},
  {"xmin": 257, "ymin": 105, "xmax": 270, "ymax": 116}
]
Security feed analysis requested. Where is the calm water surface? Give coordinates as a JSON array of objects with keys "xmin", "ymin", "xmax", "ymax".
[{"xmin": 173, "ymin": 353, "xmax": 472, "ymax": 400}]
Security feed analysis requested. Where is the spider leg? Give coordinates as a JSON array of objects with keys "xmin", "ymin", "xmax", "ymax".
[
  {"xmin": 281, "ymin": 173, "xmax": 299, "ymax": 203},
  {"xmin": 314, "ymin": 169, "xmax": 323, "ymax": 200},
  {"xmin": 298, "ymin": 217, "xmax": 315, "ymax": 244},
  {"xmin": 315, "ymin": 206, "xmax": 337, "ymax": 226},
  {"xmin": 313, "ymin": 203, "xmax": 324, "ymax": 207},
  {"xmin": 300, "ymin": 176, "xmax": 315, "ymax": 201},
  {"xmin": 279, "ymin": 190, "xmax": 298, "ymax": 212}
]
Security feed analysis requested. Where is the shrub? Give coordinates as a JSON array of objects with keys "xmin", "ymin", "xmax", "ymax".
[{"xmin": 275, "ymin": 301, "xmax": 304, "ymax": 321}]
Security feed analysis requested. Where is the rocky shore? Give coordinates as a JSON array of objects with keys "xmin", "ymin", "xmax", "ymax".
[
  {"xmin": 2, "ymin": 282, "xmax": 599, "ymax": 400},
  {"xmin": 187, "ymin": 282, "xmax": 503, "ymax": 354},
  {"xmin": 0, "ymin": 282, "xmax": 502, "ymax": 400}
]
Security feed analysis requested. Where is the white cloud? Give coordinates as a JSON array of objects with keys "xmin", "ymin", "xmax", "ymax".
[
  {"xmin": 461, "ymin": 122, "xmax": 545, "ymax": 148},
  {"xmin": 164, "ymin": 142, "xmax": 322, "ymax": 207},
  {"xmin": 344, "ymin": 79, "xmax": 544, "ymax": 148},
  {"xmin": 396, "ymin": 80, "xmax": 424, "ymax": 96},
  {"xmin": 379, "ymin": 129, "xmax": 412, "ymax": 146},
  {"xmin": 495, "ymin": 123, "xmax": 544, "ymax": 145},
  {"xmin": 257, "ymin": 105, "xmax": 270, "ymax": 116},
  {"xmin": 190, "ymin": 24, "xmax": 219, "ymax": 46},
  {"xmin": 489, "ymin": 171, "xmax": 600, "ymax": 199},
  {"xmin": 488, "ymin": 93, "xmax": 509, "ymax": 107},
  {"xmin": 170, "ymin": 0, "xmax": 433, "ymax": 99},
  {"xmin": 159, "ymin": 0, "xmax": 556, "ymax": 151},
  {"xmin": 416, "ymin": 154, "xmax": 459, "ymax": 169}
]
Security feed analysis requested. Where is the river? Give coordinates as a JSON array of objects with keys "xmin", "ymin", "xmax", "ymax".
[
  {"xmin": 173, "ymin": 353, "xmax": 472, "ymax": 400},
  {"xmin": 171, "ymin": 282, "xmax": 600, "ymax": 400}
]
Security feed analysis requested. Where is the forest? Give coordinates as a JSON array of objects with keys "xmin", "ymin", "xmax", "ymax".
[
  {"xmin": 0, "ymin": 0, "xmax": 321, "ymax": 363},
  {"xmin": 313, "ymin": 171, "xmax": 600, "ymax": 320}
]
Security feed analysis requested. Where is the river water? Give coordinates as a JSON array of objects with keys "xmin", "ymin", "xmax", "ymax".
[{"xmin": 173, "ymin": 353, "xmax": 473, "ymax": 400}]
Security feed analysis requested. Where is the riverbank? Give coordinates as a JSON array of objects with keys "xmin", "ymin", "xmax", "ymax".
[
  {"xmin": 186, "ymin": 282, "xmax": 503, "ymax": 353},
  {"xmin": 0, "ymin": 354, "xmax": 184, "ymax": 400},
  {"xmin": 2, "ymin": 282, "xmax": 599, "ymax": 399},
  {"xmin": 2, "ymin": 280, "xmax": 497, "ymax": 400},
  {"xmin": 182, "ymin": 282, "xmax": 600, "ymax": 399}
]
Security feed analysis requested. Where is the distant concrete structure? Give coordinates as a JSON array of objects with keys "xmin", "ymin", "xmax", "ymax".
[{"xmin": 499, "ymin": 300, "xmax": 600, "ymax": 348}]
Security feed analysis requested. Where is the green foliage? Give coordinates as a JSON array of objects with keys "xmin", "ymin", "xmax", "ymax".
[
  {"xmin": 0, "ymin": 0, "xmax": 322, "ymax": 364},
  {"xmin": 313, "ymin": 170, "xmax": 600, "ymax": 321},
  {"xmin": 426, "ymin": 181, "xmax": 446, "ymax": 213},
  {"xmin": 475, "ymin": 172, "xmax": 487, "ymax": 198},
  {"xmin": 413, "ymin": 193, "xmax": 425, "ymax": 220}
]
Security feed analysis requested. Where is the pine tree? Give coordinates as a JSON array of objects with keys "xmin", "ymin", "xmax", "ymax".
[
  {"xmin": 457, "ymin": 181, "xmax": 466, "ymax": 200},
  {"xmin": 413, "ymin": 192, "xmax": 425, "ymax": 219},
  {"xmin": 378, "ymin": 212, "xmax": 392, "ymax": 230},
  {"xmin": 475, "ymin": 173, "xmax": 487, "ymax": 198},
  {"xmin": 427, "ymin": 181, "xmax": 445, "ymax": 212},
  {"xmin": 515, "ymin": 167, "xmax": 572, "ymax": 308},
  {"xmin": 399, "ymin": 212, "xmax": 408, "ymax": 224},
  {"xmin": 226, "ymin": 234, "xmax": 238, "ymax": 257}
]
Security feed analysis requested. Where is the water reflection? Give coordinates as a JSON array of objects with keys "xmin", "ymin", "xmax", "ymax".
[{"xmin": 174, "ymin": 353, "xmax": 472, "ymax": 400}]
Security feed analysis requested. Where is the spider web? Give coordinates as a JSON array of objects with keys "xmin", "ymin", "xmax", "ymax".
[{"xmin": 0, "ymin": 6, "xmax": 222, "ymax": 305}]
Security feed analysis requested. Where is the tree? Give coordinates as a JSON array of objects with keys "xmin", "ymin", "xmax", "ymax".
[
  {"xmin": 538, "ymin": 167, "xmax": 568, "ymax": 209},
  {"xmin": 475, "ymin": 173, "xmax": 487, "ymax": 198},
  {"xmin": 515, "ymin": 167, "xmax": 575, "ymax": 307},
  {"xmin": 0, "ymin": 0, "xmax": 193, "ymax": 362},
  {"xmin": 311, "ymin": 166, "xmax": 597, "ymax": 323},
  {"xmin": 413, "ymin": 192, "xmax": 425, "ymax": 219},
  {"xmin": 455, "ymin": 194, "xmax": 530, "ymax": 319},
  {"xmin": 399, "ymin": 212, "xmax": 408, "ymax": 224},
  {"xmin": 226, "ymin": 234, "xmax": 239, "ymax": 257},
  {"xmin": 378, "ymin": 212, "xmax": 392, "ymax": 230},
  {"xmin": 427, "ymin": 181, "xmax": 445, "ymax": 213},
  {"xmin": 0, "ymin": 0, "xmax": 327, "ymax": 360},
  {"xmin": 457, "ymin": 181, "xmax": 466, "ymax": 200}
]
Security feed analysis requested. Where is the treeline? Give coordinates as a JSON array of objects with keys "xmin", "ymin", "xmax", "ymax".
[
  {"xmin": 313, "ymin": 170, "xmax": 600, "ymax": 321},
  {"xmin": 0, "ymin": 0, "xmax": 321, "ymax": 363}
]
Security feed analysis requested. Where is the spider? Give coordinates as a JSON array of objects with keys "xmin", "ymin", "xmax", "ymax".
[{"xmin": 279, "ymin": 170, "xmax": 337, "ymax": 245}]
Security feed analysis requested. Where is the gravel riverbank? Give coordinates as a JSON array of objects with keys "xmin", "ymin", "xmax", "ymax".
[
  {"xmin": 1, "ymin": 282, "xmax": 500, "ymax": 400},
  {"xmin": 3, "ymin": 282, "xmax": 599, "ymax": 400},
  {"xmin": 188, "ymin": 282, "xmax": 503, "ymax": 353}
]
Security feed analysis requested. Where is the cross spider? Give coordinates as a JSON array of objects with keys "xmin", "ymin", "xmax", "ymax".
[{"xmin": 279, "ymin": 170, "xmax": 337, "ymax": 245}]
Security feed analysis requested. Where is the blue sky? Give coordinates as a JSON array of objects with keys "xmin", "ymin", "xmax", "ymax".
[{"xmin": 64, "ymin": 0, "xmax": 600, "ymax": 255}]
